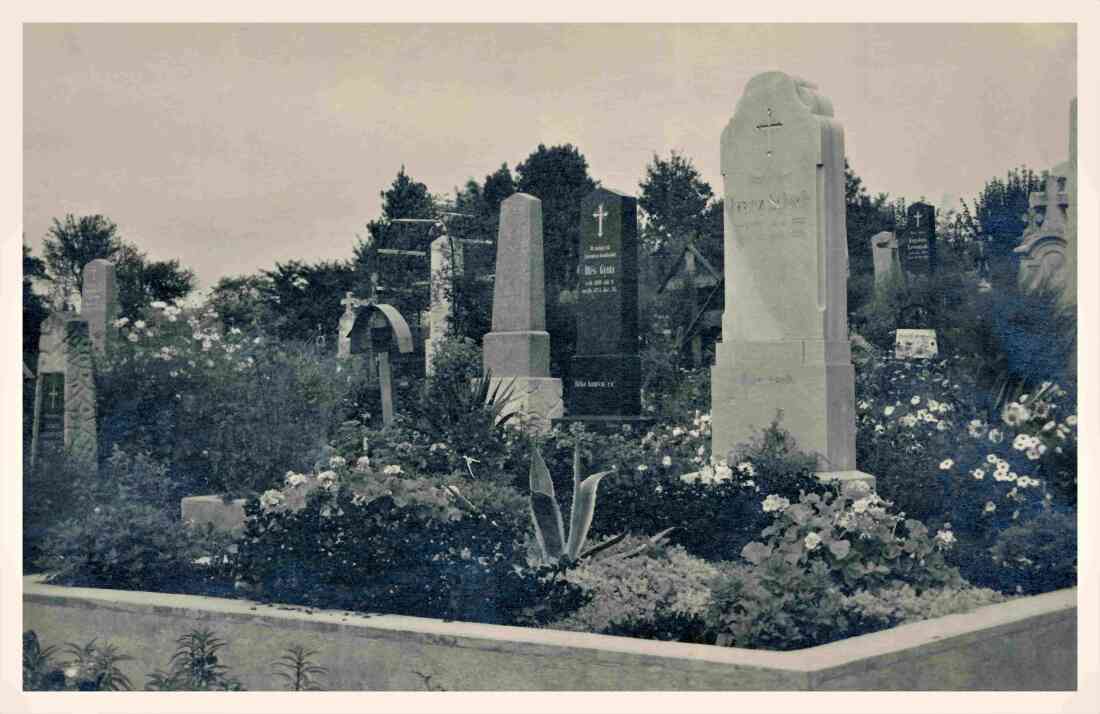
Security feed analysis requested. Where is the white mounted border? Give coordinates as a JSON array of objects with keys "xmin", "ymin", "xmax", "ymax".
[{"xmin": 23, "ymin": 576, "xmax": 1075, "ymax": 691}]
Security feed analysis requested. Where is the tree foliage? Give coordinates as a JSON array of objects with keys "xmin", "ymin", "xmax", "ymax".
[{"xmin": 42, "ymin": 214, "xmax": 122, "ymax": 300}]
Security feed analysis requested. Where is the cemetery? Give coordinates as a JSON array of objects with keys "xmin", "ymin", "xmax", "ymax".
[{"xmin": 20, "ymin": 60, "xmax": 1080, "ymax": 693}]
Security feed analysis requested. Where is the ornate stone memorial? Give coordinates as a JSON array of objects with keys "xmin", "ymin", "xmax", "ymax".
[{"xmin": 710, "ymin": 71, "xmax": 871, "ymax": 488}]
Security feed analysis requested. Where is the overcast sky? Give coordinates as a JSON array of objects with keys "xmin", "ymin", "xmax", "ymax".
[{"xmin": 23, "ymin": 23, "xmax": 1076, "ymax": 292}]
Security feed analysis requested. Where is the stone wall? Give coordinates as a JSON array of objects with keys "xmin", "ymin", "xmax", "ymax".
[{"xmin": 23, "ymin": 577, "xmax": 1075, "ymax": 691}]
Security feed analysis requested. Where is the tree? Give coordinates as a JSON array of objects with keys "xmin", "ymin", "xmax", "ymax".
[
  {"xmin": 961, "ymin": 166, "xmax": 1042, "ymax": 287},
  {"xmin": 42, "ymin": 214, "xmax": 123, "ymax": 301},
  {"xmin": 260, "ymin": 260, "xmax": 358, "ymax": 346},
  {"xmin": 515, "ymin": 144, "xmax": 598, "ymax": 293},
  {"xmin": 207, "ymin": 274, "xmax": 274, "ymax": 331},
  {"xmin": 23, "ymin": 243, "xmax": 50, "ymax": 369},
  {"xmin": 638, "ymin": 150, "xmax": 714, "ymax": 253},
  {"xmin": 114, "ymin": 244, "xmax": 196, "ymax": 316},
  {"xmin": 363, "ymin": 165, "xmax": 437, "ymax": 246}
]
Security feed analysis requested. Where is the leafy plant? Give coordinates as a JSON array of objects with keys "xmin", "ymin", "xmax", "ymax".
[
  {"xmin": 272, "ymin": 644, "xmax": 328, "ymax": 691},
  {"xmin": 528, "ymin": 444, "xmax": 612, "ymax": 564},
  {"xmin": 62, "ymin": 638, "xmax": 134, "ymax": 691},
  {"xmin": 146, "ymin": 628, "xmax": 243, "ymax": 691},
  {"xmin": 23, "ymin": 631, "xmax": 64, "ymax": 691}
]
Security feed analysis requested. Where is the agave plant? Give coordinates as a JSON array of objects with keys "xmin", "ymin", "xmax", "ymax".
[
  {"xmin": 410, "ymin": 368, "xmax": 519, "ymax": 436},
  {"xmin": 528, "ymin": 444, "xmax": 613, "ymax": 564}
]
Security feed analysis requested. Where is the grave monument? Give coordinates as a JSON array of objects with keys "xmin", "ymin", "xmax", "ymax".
[
  {"xmin": 904, "ymin": 202, "xmax": 937, "ymax": 275},
  {"xmin": 80, "ymin": 259, "xmax": 119, "ymax": 358},
  {"xmin": 482, "ymin": 193, "xmax": 562, "ymax": 426},
  {"xmin": 710, "ymin": 71, "xmax": 871, "ymax": 487},
  {"xmin": 870, "ymin": 231, "xmax": 904, "ymax": 289}
]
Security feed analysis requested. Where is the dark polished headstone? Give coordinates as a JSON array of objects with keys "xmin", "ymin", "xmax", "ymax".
[
  {"xmin": 904, "ymin": 202, "xmax": 937, "ymax": 274},
  {"xmin": 562, "ymin": 188, "xmax": 651, "ymax": 425}
]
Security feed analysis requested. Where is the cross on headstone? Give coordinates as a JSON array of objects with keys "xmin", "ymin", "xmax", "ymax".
[
  {"xmin": 593, "ymin": 204, "xmax": 608, "ymax": 238},
  {"xmin": 914, "ymin": 212, "xmax": 921, "ymax": 228},
  {"xmin": 755, "ymin": 107, "xmax": 784, "ymax": 157},
  {"xmin": 47, "ymin": 381, "xmax": 61, "ymax": 409}
]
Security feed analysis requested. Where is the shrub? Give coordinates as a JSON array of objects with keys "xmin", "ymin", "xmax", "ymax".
[
  {"xmin": 23, "ymin": 631, "xmax": 64, "ymax": 691},
  {"xmin": 59, "ymin": 638, "xmax": 134, "ymax": 691},
  {"xmin": 841, "ymin": 584, "xmax": 1007, "ymax": 633},
  {"xmin": 97, "ymin": 303, "xmax": 369, "ymax": 497},
  {"xmin": 561, "ymin": 415, "xmax": 825, "ymax": 563},
  {"xmin": 548, "ymin": 535, "xmax": 717, "ymax": 642},
  {"xmin": 234, "ymin": 462, "xmax": 583, "ymax": 625},
  {"xmin": 988, "ymin": 507, "xmax": 1076, "ymax": 595},
  {"xmin": 706, "ymin": 487, "xmax": 966, "ymax": 650},
  {"xmin": 36, "ymin": 499, "xmax": 234, "ymax": 594}
]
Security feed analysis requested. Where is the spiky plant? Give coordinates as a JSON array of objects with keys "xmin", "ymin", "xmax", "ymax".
[
  {"xmin": 272, "ymin": 644, "xmax": 328, "ymax": 691},
  {"xmin": 63, "ymin": 638, "xmax": 133, "ymax": 691},
  {"xmin": 528, "ymin": 444, "xmax": 613, "ymax": 565},
  {"xmin": 146, "ymin": 628, "xmax": 242, "ymax": 691}
]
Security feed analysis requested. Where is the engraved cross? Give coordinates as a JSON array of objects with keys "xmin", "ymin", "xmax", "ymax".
[
  {"xmin": 593, "ymin": 203, "xmax": 608, "ymax": 237},
  {"xmin": 47, "ymin": 381, "xmax": 61, "ymax": 409},
  {"xmin": 755, "ymin": 108, "xmax": 783, "ymax": 158}
]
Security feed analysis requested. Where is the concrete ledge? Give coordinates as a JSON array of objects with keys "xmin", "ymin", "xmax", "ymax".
[{"xmin": 22, "ymin": 576, "xmax": 1075, "ymax": 691}]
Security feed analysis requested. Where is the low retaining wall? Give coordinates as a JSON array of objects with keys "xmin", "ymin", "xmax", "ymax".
[{"xmin": 23, "ymin": 577, "xmax": 1076, "ymax": 691}]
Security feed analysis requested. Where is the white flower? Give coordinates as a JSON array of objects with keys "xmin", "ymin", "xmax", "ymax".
[
  {"xmin": 714, "ymin": 463, "xmax": 733, "ymax": 482},
  {"xmin": 672, "ymin": 427, "xmax": 684, "ymax": 437},
  {"xmin": 1002, "ymin": 402, "xmax": 1031, "ymax": 427},
  {"xmin": 968, "ymin": 419, "xmax": 986, "ymax": 437},
  {"xmin": 804, "ymin": 532, "xmax": 822, "ymax": 551},
  {"xmin": 1042, "ymin": 420, "xmax": 1056, "ymax": 432},
  {"xmin": 127, "ymin": 332, "xmax": 139, "ymax": 343},
  {"xmin": 329, "ymin": 455, "xmax": 347, "ymax": 468},
  {"xmin": 910, "ymin": 396, "xmax": 921, "ymax": 405},
  {"xmin": 1065, "ymin": 415, "xmax": 1077, "ymax": 426},
  {"xmin": 113, "ymin": 317, "xmax": 130, "ymax": 328},
  {"xmin": 679, "ymin": 471, "xmax": 699, "ymax": 484},
  {"xmin": 936, "ymin": 421, "xmax": 948, "ymax": 431},
  {"xmin": 988, "ymin": 429, "xmax": 1004, "ymax": 444},
  {"xmin": 983, "ymin": 501, "xmax": 996, "ymax": 513},
  {"xmin": 317, "ymin": 470, "xmax": 338, "ymax": 490},
  {"xmin": 939, "ymin": 458, "xmax": 954, "ymax": 470},
  {"xmin": 986, "ymin": 454, "xmax": 999, "ymax": 464},
  {"xmin": 259, "ymin": 489, "xmax": 285, "ymax": 510},
  {"xmin": 354, "ymin": 456, "xmax": 372, "ymax": 471},
  {"xmin": 382, "ymin": 464, "xmax": 403, "ymax": 475},
  {"xmin": 762, "ymin": 494, "xmax": 790, "ymax": 512},
  {"xmin": 1012, "ymin": 433, "xmax": 1034, "ymax": 451},
  {"xmin": 637, "ymin": 464, "xmax": 648, "ymax": 472},
  {"xmin": 884, "ymin": 406, "xmax": 896, "ymax": 416},
  {"xmin": 934, "ymin": 529, "xmax": 956, "ymax": 546},
  {"xmin": 901, "ymin": 415, "xmax": 918, "ymax": 428},
  {"xmin": 852, "ymin": 496, "xmax": 872, "ymax": 514},
  {"xmin": 972, "ymin": 468, "xmax": 985, "ymax": 480},
  {"xmin": 1025, "ymin": 447, "xmax": 1042, "ymax": 461},
  {"xmin": 661, "ymin": 455, "xmax": 672, "ymax": 467},
  {"xmin": 64, "ymin": 666, "xmax": 79, "ymax": 679},
  {"xmin": 285, "ymin": 472, "xmax": 307, "ymax": 488},
  {"xmin": 150, "ymin": 300, "xmax": 167, "ymax": 309},
  {"xmin": 737, "ymin": 461, "xmax": 756, "ymax": 477}
]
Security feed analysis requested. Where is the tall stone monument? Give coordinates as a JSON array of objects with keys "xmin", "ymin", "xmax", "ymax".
[
  {"xmin": 711, "ymin": 71, "xmax": 869, "ymax": 486},
  {"xmin": 870, "ymin": 231, "xmax": 903, "ymax": 288},
  {"xmin": 1014, "ymin": 167, "xmax": 1070, "ymax": 294},
  {"xmin": 81, "ymin": 259, "xmax": 119, "ymax": 357},
  {"xmin": 563, "ymin": 187, "xmax": 648, "ymax": 423},
  {"xmin": 482, "ymin": 193, "xmax": 563, "ymax": 426},
  {"xmin": 425, "ymin": 234, "xmax": 464, "ymax": 375},
  {"xmin": 63, "ymin": 320, "xmax": 98, "ymax": 469},
  {"xmin": 904, "ymin": 202, "xmax": 937, "ymax": 275},
  {"xmin": 1065, "ymin": 97, "xmax": 1077, "ymax": 307},
  {"xmin": 30, "ymin": 312, "xmax": 73, "ymax": 470}
]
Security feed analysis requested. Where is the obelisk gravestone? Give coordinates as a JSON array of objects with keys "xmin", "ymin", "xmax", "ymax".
[
  {"xmin": 566, "ymin": 187, "xmax": 645, "ymax": 421},
  {"xmin": 870, "ymin": 231, "xmax": 903, "ymax": 288},
  {"xmin": 482, "ymin": 193, "xmax": 563, "ymax": 427},
  {"xmin": 710, "ymin": 71, "xmax": 870, "ymax": 486},
  {"xmin": 64, "ymin": 320, "xmax": 98, "ymax": 469}
]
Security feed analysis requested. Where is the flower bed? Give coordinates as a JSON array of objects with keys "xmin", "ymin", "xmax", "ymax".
[{"xmin": 22, "ymin": 576, "xmax": 1077, "ymax": 690}]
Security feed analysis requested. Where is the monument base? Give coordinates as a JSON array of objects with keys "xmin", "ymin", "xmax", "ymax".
[
  {"xmin": 181, "ymin": 495, "xmax": 248, "ymax": 534},
  {"xmin": 483, "ymin": 330, "xmax": 552, "ymax": 378},
  {"xmin": 711, "ymin": 339, "xmax": 856, "ymax": 471},
  {"xmin": 568, "ymin": 353, "xmax": 642, "ymax": 416},
  {"xmin": 816, "ymin": 469, "xmax": 877, "ymax": 494},
  {"xmin": 489, "ymin": 376, "xmax": 563, "ymax": 431}
]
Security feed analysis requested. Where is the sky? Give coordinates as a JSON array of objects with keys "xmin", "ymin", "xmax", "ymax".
[{"xmin": 23, "ymin": 23, "xmax": 1077, "ymax": 293}]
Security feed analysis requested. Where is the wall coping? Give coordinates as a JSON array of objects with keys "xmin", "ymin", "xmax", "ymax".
[{"xmin": 23, "ymin": 575, "xmax": 1076, "ymax": 680}]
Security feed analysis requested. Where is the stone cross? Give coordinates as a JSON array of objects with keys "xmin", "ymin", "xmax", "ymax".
[
  {"xmin": 711, "ymin": 71, "xmax": 872, "ymax": 489},
  {"xmin": 1015, "ymin": 164, "xmax": 1071, "ymax": 295}
]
